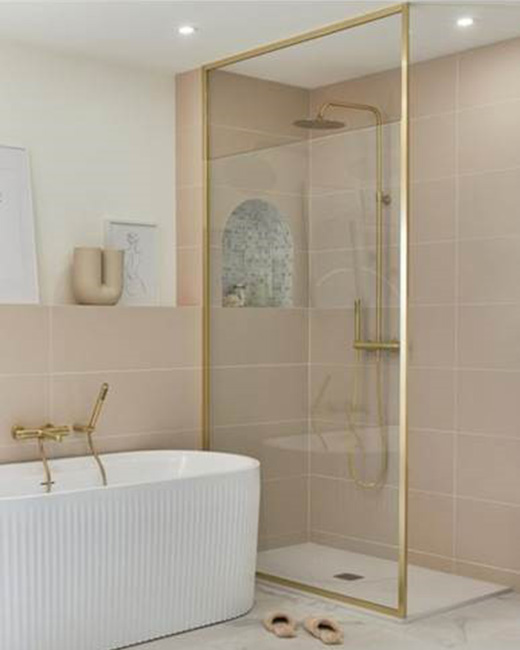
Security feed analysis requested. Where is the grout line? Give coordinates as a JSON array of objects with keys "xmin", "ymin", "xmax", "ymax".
[
  {"xmin": 412, "ymin": 163, "xmax": 520, "ymax": 185},
  {"xmin": 212, "ymin": 362, "xmax": 308, "ymax": 370},
  {"xmin": 311, "ymin": 529, "xmax": 398, "ymax": 551},
  {"xmin": 210, "ymin": 121, "xmax": 304, "ymax": 141},
  {"xmin": 0, "ymin": 428, "xmax": 203, "ymax": 450},
  {"xmin": 412, "ymin": 95, "xmax": 520, "ymax": 121},
  {"xmin": 213, "ymin": 418, "xmax": 307, "ymax": 431},
  {"xmin": 410, "ymin": 427, "xmax": 520, "ymax": 442},
  {"xmin": 450, "ymin": 493, "xmax": 520, "ymax": 510},
  {"xmin": 410, "ymin": 365, "xmax": 520, "ymax": 373},
  {"xmin": 210, "ymin": 183, "xmax": 304, "ymax": 199},
  {"xmin": 454, "ymin": 558, "xmax": 520, "ymax": 578},
  {"xmin": 42, "ymin": 366, "xmax": 202, "ymax": 377},
  {"xmin": 262, "ymin": 475, "xmax": 308, "ymax": 485},
  {"xmin": 0, "ymin": 367, "xmax": 204, "ymax": 379},
  {"xmin": 306, "ymin": 140, "xmax": 313, "ymax": 542},
  {"xmin": 452, "ymin": 49, "xmax": 461, "ymax": 563}
]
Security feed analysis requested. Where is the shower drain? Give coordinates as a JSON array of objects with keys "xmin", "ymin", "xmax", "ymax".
[{"xmin": 334, "ymin": 572, "xmax": 364, "ymax": 581}]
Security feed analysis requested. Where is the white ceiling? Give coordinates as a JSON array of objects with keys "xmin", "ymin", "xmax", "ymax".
[
  {"xmin": 0, "ymin": 1, "xmax": 393, "ymax": 73},
  {"xmin": 0, "ymin": 1, "xmax": 519, "ymax": 87},
  {"xmin": 230, "ymin": 3, "xmax": 520, "ymax": 87}
]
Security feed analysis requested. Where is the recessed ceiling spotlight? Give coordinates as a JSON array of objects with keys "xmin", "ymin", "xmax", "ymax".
[
  {"xmin": 457, "ymin": 16, "xmax": 474, "ymax": 28},
  {"xmin": 178, "ymin": 25, "xmax": 197, "ymax": 36}
]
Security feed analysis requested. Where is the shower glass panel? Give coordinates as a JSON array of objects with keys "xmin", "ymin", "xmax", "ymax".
[{"xmin": 205, "ymin": 5, "xmax": 408, "ymax": 616}]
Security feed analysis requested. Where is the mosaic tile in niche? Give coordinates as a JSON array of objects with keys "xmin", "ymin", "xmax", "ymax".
[{"xmin": 222, "ymin": 199, "xmax": 293, "ymax": 307}]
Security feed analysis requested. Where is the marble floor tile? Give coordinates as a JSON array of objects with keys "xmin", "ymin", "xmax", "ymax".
[{"xmin": 134, "ymin": 584, "xmax": 520, "ymax": 650}]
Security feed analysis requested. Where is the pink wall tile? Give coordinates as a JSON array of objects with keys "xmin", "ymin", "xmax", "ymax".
[
  {"xmin": 459, "ymin": 37, "xmax": 520, "ymax": 109},
  {"xmin": 0, "ymin": 305, "xmax": 202, "ymax": 465},
  {"xmin": 456, "ymin": 499, "xmax": 520, "ymax": 572},
  {"xmin": 52, "ymin": 306, "xmax": 201, "ymax": 371},
  {"xmin": 0, "ymin": 306, "xmax": 50, "ymax": 374},
  {"xmin": 457, "ymin": 434, "xmax": 520, "ymax": 505}
]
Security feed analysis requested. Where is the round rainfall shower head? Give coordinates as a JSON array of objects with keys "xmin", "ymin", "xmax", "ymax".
[{"xmin": 293, "ymin": 116, "xmax": 345, "ymax": 130}]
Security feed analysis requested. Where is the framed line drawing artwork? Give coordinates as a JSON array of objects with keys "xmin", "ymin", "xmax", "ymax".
[
  {"xmin": 105, "ymin": 220, "xmax": 158, "ymax": 305},
  {"xmin": 0, "ymin": 145, "xmax": 39, "ymax": 303}
]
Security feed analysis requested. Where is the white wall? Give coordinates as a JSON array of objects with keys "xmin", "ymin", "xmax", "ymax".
[{"xmin": 0, "ymin": 41, "xmax": 176, "ymax": 305}]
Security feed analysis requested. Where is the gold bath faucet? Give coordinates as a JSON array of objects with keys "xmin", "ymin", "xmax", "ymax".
[
  {"xmin": 11, "ymin": 382, "xmax": 110, "ymax": 492},
  {"xmin": 12, "ymin": 423, "xmax": 72, "ymax": 493},
  {"xmin": 12, "ymin": 423, "xmax": 71, "ymax": 442}
]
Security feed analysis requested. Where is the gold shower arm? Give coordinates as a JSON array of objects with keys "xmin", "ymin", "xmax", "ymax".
[{"xmin": 316, "ymin": 100, "xmax": 383, "ymax": 126}]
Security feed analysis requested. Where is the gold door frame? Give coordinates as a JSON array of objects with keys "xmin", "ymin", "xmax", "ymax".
[{"xmin": 201, "ymin": 3, "xmax": 410, "ymax": 619}]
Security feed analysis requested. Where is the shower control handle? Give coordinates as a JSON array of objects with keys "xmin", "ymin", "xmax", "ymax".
[{"xmin": 352, "ymin": 299, "xmax": 400, "ymax": 352}]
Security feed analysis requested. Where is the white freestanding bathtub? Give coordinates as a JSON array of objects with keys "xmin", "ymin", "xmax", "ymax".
[{"xmin": 0, "ymin": 450, "xmax": 260, "ymax": 650}]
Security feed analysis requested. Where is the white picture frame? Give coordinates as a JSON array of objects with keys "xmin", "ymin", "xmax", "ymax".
[
  {"xmin": 0, "ymin": 145, "xmax": 39, "ymax": 303},
  {"xmin": 105, "ymin": 220, "xmax": 158, "ymax": 306}
]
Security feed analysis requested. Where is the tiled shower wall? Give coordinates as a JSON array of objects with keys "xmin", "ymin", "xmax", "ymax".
[
  {"xmin": 408, "ymin": 37, "xmax": 520, "ymax": 589},
  {"xmin": 0, "ymin": 306, "xmax": 201, "ymax": 464},
  {"xmin": 307, "ymin": 36, "xmax": 520, "ymax": 589},
  {"xmin": 306, "ymin": 103, "xmax": 402, "ymax": 557},
  {"xmin": 206, "ymin": 71, "xmax": 311, "ymax": 548},
  {"xmin": 178, "ymin": 36, "xmax": 520, "ymax": 588}
]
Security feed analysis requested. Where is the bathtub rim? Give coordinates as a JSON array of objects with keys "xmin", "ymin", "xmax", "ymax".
[{"xmin": 0, "ymin": 449, "xmax": 260, "ymax": 502}]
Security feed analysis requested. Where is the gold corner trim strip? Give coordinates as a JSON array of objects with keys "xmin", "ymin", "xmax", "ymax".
[
  {"xmin": 202, "ymin": 65, "xmax": 211, "ymax": 452},
  {"xmin": 398, "ymin": 1, "xmax": 410, "ymax": 620}
]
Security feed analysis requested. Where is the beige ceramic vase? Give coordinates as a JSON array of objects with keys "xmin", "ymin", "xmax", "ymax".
[{"xmin": 72, "ymin": 247, "xmax": 124, "ymax": 305}]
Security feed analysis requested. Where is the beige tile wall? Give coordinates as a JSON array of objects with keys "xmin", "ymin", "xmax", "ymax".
[
  {"xmin": 306, "ymin": 37, "xmax": 520, "ymax": 590},
  {"xmin": 409, "ymin": 36, "xmax": 520, "ymax": 590},
  {"xmin": 178, "ymin": 36, "xmax": 520, "ymax": 589},
  {"xmin": 176, "ymin": 70, "xmax": 204, "ymax": 306},
  {"xmin": 0, "ymin": 306, "xmax": 202, "ymax": 465},
  {"xmin": 307, "ymin": 66, "xmax": 402, "ymax": 565},
  {"xmin": 204, "ymin": 70, "xmax": 311, "ymax": 548}
]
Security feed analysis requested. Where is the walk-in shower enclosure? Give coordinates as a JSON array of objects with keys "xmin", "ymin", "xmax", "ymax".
[{"xmin": 202, "ymin": 2, "xmax": 520, "ymax": 618}]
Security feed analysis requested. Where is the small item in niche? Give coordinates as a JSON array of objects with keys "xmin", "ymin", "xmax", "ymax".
[
  {"xmin": 72, "ymin": 247, "xmax": 124, "ymax": 305},
  {"xmin": 223, "ymin": 283, "xmax": 246, "ymax": 307},
  {"xmin": 249, "ymin": 277, "xmax": 270, "ymax": 307}
]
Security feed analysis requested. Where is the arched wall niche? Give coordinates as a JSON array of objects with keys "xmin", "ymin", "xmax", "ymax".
[{"xmin": 222, "ymin": 198, "xmax": 293, "ymax": 308}]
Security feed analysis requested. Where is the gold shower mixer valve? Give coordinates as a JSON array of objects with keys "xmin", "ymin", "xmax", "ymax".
[
  {"xmin": 12, "ymin": 423, "xmax": 71, "ymax": 442},
  {"xmin": 353, "ymin": 299, "xmax": 400, "ymax": 352}
]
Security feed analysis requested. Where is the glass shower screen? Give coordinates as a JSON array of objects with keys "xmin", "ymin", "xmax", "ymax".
[{"xmin": 204, "ymin": 5, "xmax": 409, "ymax": 616}]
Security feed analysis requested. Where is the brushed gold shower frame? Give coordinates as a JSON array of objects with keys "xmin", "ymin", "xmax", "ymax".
[{"xmin": 201, "ymin": 3, "xmax": 410, "ymax": 618}]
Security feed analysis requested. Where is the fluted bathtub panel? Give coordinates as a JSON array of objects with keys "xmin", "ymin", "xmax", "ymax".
[{"xmin": 0, "ymin": 455, "xmax": 260, "ymax": 650}]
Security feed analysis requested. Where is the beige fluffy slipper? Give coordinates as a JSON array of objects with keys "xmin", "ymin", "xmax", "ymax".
[
  {"xmin": 262, "ymin": 612, "xmax": 298, "ymax": 638},
  {"xmin": 303, "ymin": 616, "xmax": 344, "ymax": 645}
]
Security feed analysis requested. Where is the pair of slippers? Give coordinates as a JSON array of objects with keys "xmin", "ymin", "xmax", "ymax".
[{"xmin": 263, "ymin": 612, "xmax": 344, "ymax": 645}]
